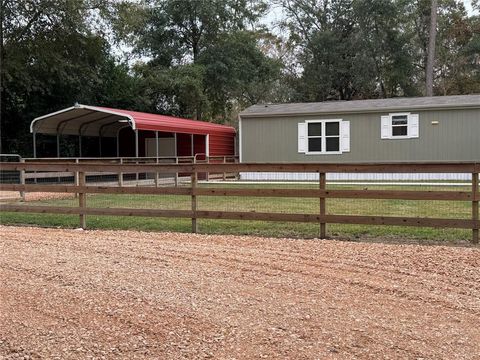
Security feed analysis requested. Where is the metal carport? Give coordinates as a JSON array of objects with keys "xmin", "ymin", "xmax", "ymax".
[{"xmin": 30, "ymin": 104, "xmax": 236, "ymax": 159}]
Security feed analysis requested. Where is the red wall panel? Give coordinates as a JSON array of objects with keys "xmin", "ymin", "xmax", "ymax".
[{"xmin": 209, "ymin": 133, "xmax": 235, "ymax": 156}]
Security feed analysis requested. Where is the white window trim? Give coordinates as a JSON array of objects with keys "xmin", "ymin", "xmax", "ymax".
[
  {"xmin": 388, "ymin": 112, "xmax": 411, "ymax": 139},
  {"xmin": 305, "ymin": 119, "xmax": 343, "ymax": 155}
]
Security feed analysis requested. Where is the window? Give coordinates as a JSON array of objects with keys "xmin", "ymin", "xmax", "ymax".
[
  {"xmin": 307, "ymin": 120, "xmax": 341, "ymax": 153},
  {"xmin": 298, "ymin": 119, "xmax": 350, "ymax": 154},
  {"xmin": 381, "ymin": 113, "xmax": 419, "ymax": 139},
  {"xmin": 391, "ymin": 115, "xmax": 408, "ymax": 137},
  {"xmin": 308, "ymin": 122, "xmax": 322, "ymax": 151}
]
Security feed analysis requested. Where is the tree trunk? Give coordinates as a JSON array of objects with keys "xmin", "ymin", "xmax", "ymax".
[
  {"xmin": 426, "ymin": 0, "xmax": 438, "ymax": 97},
  {"xmin": 0, "ymin": 0, "xmax": 3, "ymax": 153}
]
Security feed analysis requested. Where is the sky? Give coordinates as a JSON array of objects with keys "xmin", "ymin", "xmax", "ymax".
[
  {"xmin": 463, "ymin": 0, "xmax": 478, "ymax": 14},
  {"xmin": 264, "ymin": 0, "xmax": 478, "ymax": 28}
]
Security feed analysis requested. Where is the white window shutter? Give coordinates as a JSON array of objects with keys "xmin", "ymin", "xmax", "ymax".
[
  {"xmin": 340, "ymin": 121, "xmax": 350, "ymax": 152},
  {"xmin": 298, "ymin": 122, "xmax": 306, "ymax": 153},
  {"xmin": 381, "ymin": 115, "xmax": 391, "ymax": 139},
  {"xmin": 409, "ymin": 114, "xmax": 419, "ymax": 138}
]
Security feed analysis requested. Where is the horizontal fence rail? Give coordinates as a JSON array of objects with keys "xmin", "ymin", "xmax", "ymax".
[
  {"xmin": 1, "ymin": 161, "xmax": 480, "ymax": 173},
  {"xmin": 0, "ymin": 184, "xmax": 476, "ymax": 200},
  {"xmin": 0, "ymin": 161, "xmax": 478, "ymax": 243}
]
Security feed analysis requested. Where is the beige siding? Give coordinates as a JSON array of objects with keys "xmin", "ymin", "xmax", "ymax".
[{"xmin": 240, "ymin": 108, "xmax": 480, "ymax": 162}]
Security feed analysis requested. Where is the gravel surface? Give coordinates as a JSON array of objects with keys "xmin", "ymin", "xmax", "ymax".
[{"xmin": 1, "ymin": 225, "xmax": 479, "ymax": 359}]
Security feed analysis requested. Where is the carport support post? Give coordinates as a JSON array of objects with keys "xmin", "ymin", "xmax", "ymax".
[
  {"xmin": 174, "ymin": 157, "xmax": 179, "ymax": 187},
  {"xmin": 155, "ymin": 131, "xmax": 159, "ymax": 187},
  {"xmin": 135, "ymin": 129, "xmax": 139, "ymax": 184},
  {"xmin": 19, "ymin": 158, "xmax": 25, "ymax": 202},
  {"xmin": 135, "ymin": 129, "xmax": 139, "ymax": 157},
  {"xmin": 118, "ymin": 158, "xmax": 124, "ymax": 187},
  {"xmin": 116, "ymin": 131, "xmax": 120, "ymax": 157},
  {"xmin": 473, "ymin": 172, "xmax": 479, "ymax": 244},
  {"xmin": 32, "ymin": 131, "xmax": 37, "ymax": 183},
  {"xmin": 74, "ymin": 158, "xmax": 79, "ymax": 199},
  {"xmin": 319, "ymin": 172, "xmax": 326, "ymax": 239},
  {"xmin": 79, "ymin": 171, "xmax": 86, "ymax": 229},
  {"xmin": 32, "ymin": 130, "xmax": 37, "ymax": 158},
  {"xmin": 190, "ymin": 134, "xmax": 194, "ymax": 156},
  {"xmin": 191, "ymin": 170, "xmax": 198, "ymax": 233},
  {"xmin": 56, "ymin": 134, "xmax": 60, "ymax": 158},
  {"xmin": 174, "ymin": 133, "xmax": 178, "ymax": 187}
]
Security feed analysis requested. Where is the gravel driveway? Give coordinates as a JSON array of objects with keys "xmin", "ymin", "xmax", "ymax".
[{"xmin": 1, "ymin": 225, "xmax": 479, "ymax": 359}]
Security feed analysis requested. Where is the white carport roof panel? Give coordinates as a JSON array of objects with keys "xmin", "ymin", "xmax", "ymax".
[{"xmin": 30, "ymin": 105, "xmax": 134, "ymax": 137}]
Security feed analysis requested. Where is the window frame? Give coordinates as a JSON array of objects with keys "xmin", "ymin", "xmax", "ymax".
[
  {"xmin": 305, "ymin": 119, "xmax": 343, "ymax": 155},
  {"xmin": 389, "ymin": 112, "xmax": 411, "ymax": 139}
]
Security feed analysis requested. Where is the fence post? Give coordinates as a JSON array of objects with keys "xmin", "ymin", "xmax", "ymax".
[
  {"xmin": 19, "ymin": 158, "xmax": 26, "ymax": 201},
  {"xmin": 79, "ymin": 171, "xmax": 86, "ymax": 229},
  {"xmin": 319, "ymin": 172, "xmax": 326, "ymax": 239},
  {"xmin": 191, "ymin": 169, "xmax": 198, "ymax": 233},
  {"xmin": 473, "ymin": 172, "xmax": 479, "ymax": 244}
]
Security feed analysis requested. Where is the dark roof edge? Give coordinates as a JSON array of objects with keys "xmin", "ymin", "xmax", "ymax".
[{"xmin": 239, "ymin": 102, "xmax": 480, "ymax": 118}]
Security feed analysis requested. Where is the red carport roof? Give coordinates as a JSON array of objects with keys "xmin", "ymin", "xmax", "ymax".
[
  {"xmin": 93, "ymin": 106, "xmax": 236, "ymax": 135},
  {"xmin": 30, "ymin": 104, "xmax": 236, "ymax": 137}
]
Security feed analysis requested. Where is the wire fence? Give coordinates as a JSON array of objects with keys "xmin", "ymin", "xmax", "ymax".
[{"xmin": 0, "ymin": 160, "xmax": 478, "ymax": 243}]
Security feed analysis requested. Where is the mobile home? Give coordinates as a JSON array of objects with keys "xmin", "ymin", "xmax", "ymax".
[{"xmin": 238, "ymin": 95, "xmax": 480, "ymax": 180}]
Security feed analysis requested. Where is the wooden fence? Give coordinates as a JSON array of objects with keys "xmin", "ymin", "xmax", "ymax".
[{"xmin": 0, "ymin": 161, "xmax": 478, "ymax": 243}]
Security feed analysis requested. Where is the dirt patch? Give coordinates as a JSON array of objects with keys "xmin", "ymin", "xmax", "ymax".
[
  {"xmin": 0, "ymin": 191, "xmax": 75, "ymax": 202},
  {"xmin": 1, "ymin": 225, "xmax": 479, "ymax": 359}
]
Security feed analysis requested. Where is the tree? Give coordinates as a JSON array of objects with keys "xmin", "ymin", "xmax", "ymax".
[
  {"xmin": 426, "ymin": 0, "xmax": 438, "ymax": 96},
  {"xmin": 279, "ymin": 0, "xmax": 476, "ymax": 101},
  {"xmin": 0, "ymin": 0, "xmax": 137, "ymax": 155},
  {"xmin": 115, "ymin": 0, "xmax": 267, "ymax": 64},
  {"xmin": 134, "ymin": 63, "xmax": 209, "ymax": 119},
  {"xmin": 200, "ymin": 31, "xmax": 281, "ymax": 121},
  {"xmin": 114, "ymin": 0, "xmax": 279, "ymax": 123},
  {"xmin": 353, "ymin": 0, "xmax": 418, "ymax": 98},
  {"xmin": 278, "ymin": 0, "xmax": 378, "ymax": 100},
  {"xmin": 2, "ymin": 0, "xmax": 478, "ymax": 157},
  {"xmin": 407, "ymin": 0, "xmax": 476, "ymax": 95}
]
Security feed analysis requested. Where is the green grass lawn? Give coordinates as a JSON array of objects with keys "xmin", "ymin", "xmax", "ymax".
[{"xmin": 0, "ymin": 182, "xmax": 473, "ymax": 242}]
